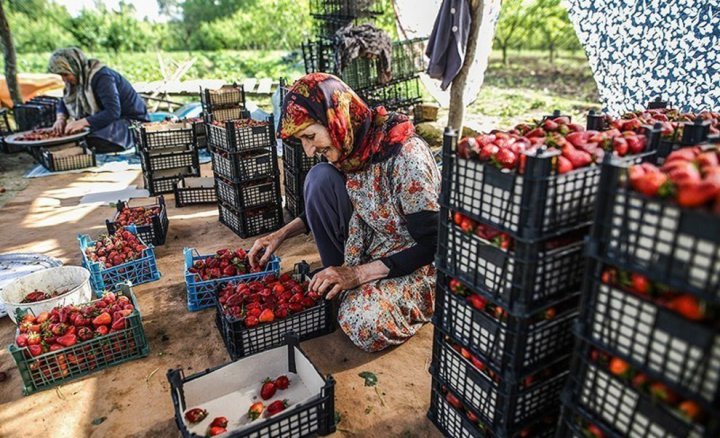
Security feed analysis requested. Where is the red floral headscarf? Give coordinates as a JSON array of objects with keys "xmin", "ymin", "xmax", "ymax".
[{"xmin": 279, "ymin": 73, "xmax": 415, "ymax": 173}]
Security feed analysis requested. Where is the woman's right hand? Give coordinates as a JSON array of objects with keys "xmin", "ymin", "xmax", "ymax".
[
  {"xmin": 52, "ymin": 118, "xmax": 66, "ymax": 134},
  {"xmin": 248, "ymin": 231, "xmax": 285, "ymax": 270}
]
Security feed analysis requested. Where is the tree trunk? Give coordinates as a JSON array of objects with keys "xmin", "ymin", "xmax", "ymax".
[
  {"xmin": 502, "ymin": 45, "xmax": 508, "ymax": 65},
  {"xmin": 448, "ymin": 0, "xmax": 485, "ymax": 134},
  {"xmin": 0, "ymin": 1, "xmax": 23, "ymax": 107},
  {"xmin": 549, "ymin": 43, "xmax": 555, "ymax": 64}
]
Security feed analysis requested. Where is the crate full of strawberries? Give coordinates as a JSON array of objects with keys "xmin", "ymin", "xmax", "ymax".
[
  {"xmin": 79, "ymin": 225, "xmax": 161, "ymax": 293},
  {"xmin": 106, "ymin": 195, "xmax": 169, "ymax": 246},
  {"xmin": 215, "ymin": 262, "xmax": 334, "ymax": 360},
  {"xmin": 167, "ymin": 334, "xmax": 336, "ymax": 438},
  {"xmin": 184, "ymin": 247, "xmax": 280, "ymax": 311},
  {"xmin": 8, "ymin": 283, "xmax": 149, "ymax": 395}
]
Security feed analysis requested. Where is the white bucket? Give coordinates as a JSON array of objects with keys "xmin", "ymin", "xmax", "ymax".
[{"xmin": 0, "ymin": 266, "xmax": 93, "ymax": 324}]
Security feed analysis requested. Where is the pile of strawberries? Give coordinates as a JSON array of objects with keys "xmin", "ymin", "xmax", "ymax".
[
  {"xmin": 210, "ymin": 119, "xmax": 267, "ymax": 129},
  {"xmin": 189, "ymin": 248, "xmax": 261, "ymax": 281},
  {"xmin": 600, "ymin": 266, "xmax": 710, "ymax": 322},
  {"xmin": 451, "ymin": 211, "xmax": 511, "ymax": 250},
  {"xmin": 16, "ymin": 291, "xmax": 134, "ymax": 356},
  {"xmin": 612, "ymin": 108, "xmax": 720, "ymax": 140},
  {"xmin": 627, "ymin": 146, "xmax": 720, "ymax": 211},
  {"xmin": 590, "ymin": 349, "xmax": 704, "ymax": 423},
  {"xmin": 218, "ymin": 273, "xmax": 321, "ymax": 328},
  {"xmin": 456, "ymin": 115, "xmax": 651, "ymax": 174},
  {"xmin": 20, "ymin": 288, "xmax": 70, "ymax": 304},
  {"xmin": 113, "ymin": 205, "xmax": 161, "ymax": 227},
  {"xmin": 184, "ymin": 375, "xmax": 292, "ymax": 436},
  {"xmin": 84, "ymin": 229, "xmax": 147, "ymax": 269}
]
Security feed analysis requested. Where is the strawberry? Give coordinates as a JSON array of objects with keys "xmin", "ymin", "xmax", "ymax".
[
  {"xmin": 56, "ymin": 334, "xmax": 77, "ymax": 347},
  {"xmin": 608, "ymin": 357, "xmax": 630, "ymax": 377},
  {"xmin": 209, "ymin": 417, "xmax": 228, "ymax": 428},
  {"xmin": 274, "ymin": 375, "xmax": 290, "ymax": 390},
  {"xmin": 27, "ymin": 332, "xmax": 41, "ymax": 345},
  {"xmin": 494, "ymin": 148, "xmax": 517, "ymax": 169},
  {"xmin": 184, "ymin": 407, "xmax": 208, "ymax": 424},
  {"xmin": 649, "ymin": 382, "xmax": 678, "ymax": 404},
  {"xmin": 459, "ymin": 217, "xmax": 474, "ymax": 234},
  {"xmin": 669, "ymin": 294, "xmax": 705, "ymax": 320},
  {"xmin": 36, "ymin": 312, "xmax": 50, "ymax": 324},
  {"xmin": 562, "ymin": 145, "xmax": 592, "ymax": 169},
  {"xmin": 459, "ymin": 347, "xmax": 472, "ymax": 360},
  {"xmin": 16, "ymin": 334, "xmax": 28, "ymax": 347},
  {"xmin": 678, "ymin": 400, "xmax": 702, "ymax": 421},
  {"xmin": 266, "ymin": 400, "xmax": 288, "ymax": 417},
  {"xmin": 557, "ymin": 156, "xmax": 573, "ymax": 174},
  {"xmin": 258, "ymin": 309, "xmax": 275, "ymax": 323},
  {"xmin": 466, "ymin": 410, "xmax": 479, "ymax": 423},
  {"xmin": 95, "ymin": 325, "xmax": 109, "ymax": 336},
  {"xmin": 466, "ymin": 294, "xmax": 487, "ymax": 311},
  {"xmin": 222, "ymin": 265, "xmax": 237, "ymax": 277},
  {"xmin": 208, "ymin": 427, "xmax": 227, "ymax": 436},
  {"xmin": 544, "ymin": 307, "xmax": 556, "ymax": 320},
  {"xmin": 478, "ymin": 144, "xmax": 499, "ymax": 161},
  {"xmin": 28, "ymin": 344, "xmax": 43, "ymax": 357},
  {"xmin": 470, "ymin": 355, "xmax": 485, "ymax": 371},
  {"xmin": 445, "ymin": 392, "xmax": 462, "ymax": 409},
  {"xmin": 631, "ymin": 373, "xmax": 649, "ymax": 390},
  {"xmin": 261, "ymin": 378, "xmax": 276, "ymax": 400},
  {"xmin": 111, "ymin": 317, "xmax": 127, "ymax": 331},
  {"xmin": 676, "ymin": 181, "xmax": 716, "ymax": 207},
  {"xmin": 587, "ymin": 424, "xmax": 605, "ymax": 438},
  {"xmin": 630, "ymin": 273, "xmax": 651, "ymax": 294},
  {"xmin": 449, "ymin": 278, "xmax": 465, "ymax": 295},
  {"xmin": 248, "ymin": 401, "xmax": 264, "ymax": 420},
  {"xmin": 77, "ymin": 327, "xmax": 94, "ymax": 341},
  {"xmin": 93, "ymin": 312, "xmax": 111, "ymax": 327}
]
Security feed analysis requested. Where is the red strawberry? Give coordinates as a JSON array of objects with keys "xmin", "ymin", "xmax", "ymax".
[
  {"xmin": 449, "ymin": 278, "xmax": 465, "ymax": 295},
  {"xmin": 266, "ymin": 400, "xmax": 288, "ymax": 417},
  {"xmin": 16, "ymin": 333, "xmax": 28, "ymax": 347},
  {"xmin": 27, "ymin": 332, "xmax": 41, "ymax": 345},
  {"xmin": 222, "ymin": 265, "xmax": 237, "ymax": 277},
  {"xmin": 248, "ymin": 401, "xmax": 264, "ymax": 420},
  {"xmin": 445, "ymin": 392, "xmax": 462, "ymax": 409},
  {"xmin": 77, "ymin": 327, "xmax": 94, "ymax": 341},
  {"xmin": 258, "ymin": 309, "xmax": 275, "ymax": 323},
  {"xmin": 208, "ymin": 427, "xmax": 227, "ymax": 436},
  {"xmin": 111, "ymin": 317, "xmax": 127, "ymax": 331},
  {"xmin": 95, "ymin": 325, "xmax": 109, "ymax": 336},
  {"xmin": 93, "ymin": 312, "xmax": 111, "ymax": 327},
  {"xmin": 557, "ymin": 156, "xmax": 573, "ymax": 174},
  {"xmin": 630, "ymin": 273, "xmax": 651, "ymax": 294},
  {"xmin": 261, "ymin": 378, "xmax": 277, "ymax": 400},
  {"xmin": 459, "ymin": 217, "xmax": 474, "ymax": 234},
  {"xmin": 494, "ymin": 148, "xmax": 517, "ymax": 169},
  {"xmin": 209, "ymin": 417, "xmax": 228, "ymax": 428},
  {"xmin": 56, "ymin": 334, "xmax": 77, "ymax": 347},
  {"xmin": 466, "ymin": 294, "xmax": 487, "ymax": 311},
  {"xmin": 28, "ymin": 344, "xmax": 43, "ymax": 357},
  {"xmin": 184, "ymin": 407, "xmax": 208, "ymax": 424},
  {"xmin": 274, "ymin": 375, "xmax": 290, "ymax": 390}
]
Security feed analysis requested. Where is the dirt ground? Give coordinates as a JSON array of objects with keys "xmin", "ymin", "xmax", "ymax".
[{"xmin": 0, "ymin": 158, "xmax": 443, "ymax": 438}]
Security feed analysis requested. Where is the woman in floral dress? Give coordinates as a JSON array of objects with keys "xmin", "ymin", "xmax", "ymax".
[{"xmin": 249, "ymin": 73, "xmax": 440, "ymax": 352}]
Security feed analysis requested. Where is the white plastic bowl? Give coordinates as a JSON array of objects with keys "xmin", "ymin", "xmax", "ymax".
[{"xmin": 0, "ymin": 266, "xmax": 92, "ymax": 324}]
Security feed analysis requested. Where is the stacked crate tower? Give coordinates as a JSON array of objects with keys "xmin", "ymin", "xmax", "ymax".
[
  {"xmin": 203, "ymin": 85, "xmax": 284, "ymax": 238},
  {"xmin": 137, "ymin": 120, "xmax": 200, "ymax": 196},
  {"xmin": 302, "ymin": 0, "xmax": 425, "ymax": 113},
  {"xmin": 427, "ymin": 125, "xmax": 600, "ymax": 437},
  {"xmin": 557, "ymin": 123, "xmax": 720, "ymax": 437}
]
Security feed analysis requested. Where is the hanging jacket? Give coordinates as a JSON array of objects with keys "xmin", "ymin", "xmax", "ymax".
[{"xmin": 425, "ymin": 0, "xmax": 472, "ymax": 90}]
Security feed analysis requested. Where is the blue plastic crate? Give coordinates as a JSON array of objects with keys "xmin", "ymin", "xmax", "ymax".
[
  {"xmin": 78, "ymin": 225, "xmax": 161, "ymax": 294},
  {"xmin": 183, "ymin": 247, "xmax": 280, "ymax": 311}
]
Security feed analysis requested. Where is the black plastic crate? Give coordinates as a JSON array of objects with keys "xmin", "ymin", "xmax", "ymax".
[
  {"xmin": 283, "ymin": 140, "xmax": 317, "ymax": 173},
  {"xmin": 38, "ymin": 141, "xmax": 96, "ymax": 172},
  {"xmin": 167, "ymin": 334, "xmax": 336, "ymax": 438},
  {"xmin": 285, "ymin": 189, "xmax": 305, "ymax": 218},
  {"xmin": 440, "ymin": 129, "xmax": 659, "ymax": 241},
  {"xmin": 562, "ymin": 340, "xmax": 720, "ymax": 437},
  {"xmin": 206, "ymin": 117, "xmax": 274, "ymax": 153},
  {"xmin": 430, "ymin": 330, "xmax": 570, "ymax": 432},
  {"xmin": 577, "ymin": 259, "xmax": 720, "ymax": 406},
  {"xmin": 339, "ymin": 39, "xmax": 427, "ymax": 91},
  {"xmin": 202, "ymin": 84, "xmax": 246, "ymax": 112},
  {"xmin": 361, "ymin": 76, "xmax": 422, "ymax": 112},
  {"xmin": 214, "ymin": 272, "xmax": 334, "ymax": 360},
  {"xmin": 218, "ymin": 202, "xmax": 284, "ymax": 239},
  {"xmin": 588, "ymin": 158, "xmax": 720, "ymax": 302},
  {"xmin": 174, "ymin": 177, "xmax": 217, "ymax": 207},
  {"xmin": 311, "ymin": 15, "xmax": 353, "ymax": 39},
  {"xmin": 138, "ymin": 122, "xmax": 195, "ymax": 151},
  {"xmin": 283, "ymin": 164, "xmax": 308, "ymax": 200},
  {"xmin": 14, "ymin": 103, "xmax": 54, "ymax": 131},
  {"xmin": 186, "ymin": 119, "xmax": 207, "ymax": 149},
  {"xmin": 302, "ymin": 39, "xmax": 336, "ymax": 74},
  {"xmin": 434, "ymin": 271, "xmax": 578, "ymax": 378},
  {"xmin": 106, "ymin": 195, "xmax": 170, "ymax": 246},
  {"xmin": 216, "ymin": 176, "xmax": 281, "ymax": 210},
  {"xmin": 141, "ymin": 146, "xmax": 199, "ymax": 173},
  {"xmin": 309, "ymin": 0, "xmax": 384, "ymax": 18},
  {"xmin": 437, "ymin": 213, "xmax": 586, "ymax": 315},
  {"xmin": 144, "ymin": 166, "xmax": 200, "ymax": 196},
  {"xmin": 427, "ymin": 379, "xmax": 559, "ymax": 438},
  {"xmin": 211, "ymin": 147, "xmax": 277, "ymax": 182},
  {"xmin": 557, "ymin": 402, "xmax": 626, "ymax": 438}
]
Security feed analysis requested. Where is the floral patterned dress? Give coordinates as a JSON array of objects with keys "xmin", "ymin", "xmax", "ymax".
[{"xmin": 338, "ymin": 136, "xmax": 441, "ymax": 352}]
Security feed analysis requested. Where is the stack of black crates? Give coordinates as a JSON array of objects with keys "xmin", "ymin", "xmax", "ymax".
[
  {"xmin": 558, "ymin": 128, "xmax": 720, "ymax": 436},
  {"xmin": 136, "ymin": 121, "xmax": 200, "ymax": 195},
  {"xmin": 427, "ymin": 126, "xmax": 604, "ymax": 437},
  {"xmin": 3, "ymin": 96, "xmax": 60, "ymax": 153},
  {"xmin": 302, "ymin": 0, "xmax": 425, "ymax": 112},
  {"xmin": 203, "ymin": 85, "xmax": 284, "ymax": 238}
]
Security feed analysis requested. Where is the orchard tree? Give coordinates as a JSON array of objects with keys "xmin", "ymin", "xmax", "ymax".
[{"xmin": 493, "ymin": 0, "xmax": 537, "ymax": 65}]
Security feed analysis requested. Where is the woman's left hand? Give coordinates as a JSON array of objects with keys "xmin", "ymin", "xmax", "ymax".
[
  {"xmin": 309, "ymin": 266, "xmax": 361, "ymax": 300},
  {"xmin": 64, "ymin": 118, "xmax": 90, "ymax": 134}
]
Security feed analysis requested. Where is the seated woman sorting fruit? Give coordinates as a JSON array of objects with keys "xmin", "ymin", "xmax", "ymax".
[
  {"xmin": 249, "ymin": 73, "xmax": 440, "ymax": 352},
  {"xmin": 48, "ymin": 47, "xmax": 149, "ymax": 153}
]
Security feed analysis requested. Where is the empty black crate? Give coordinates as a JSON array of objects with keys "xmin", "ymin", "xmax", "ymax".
[
  {"xmin": 283, "ymin": 140, "xmax": 317, "ymax": 173},
  {"xmin": 141, "ymin": 147, "xmax": 198, "ymax": 173},
  {"xmin": 577, "ymin": 259, "xmax": 720, "ymax": 405},
  {"xmin": 202, "ymin": 85, "xmax": 246, "ymax": 112},
  {"xmin": 309, "ymin": 0, "xmax": 383, "ymax": 18},
  {"xmin": 38, "ymin": 142, "xmax": 96, "ymax": 172},
  {"xmin": 434, "ymin": 271, "xmax": 578, "ymax": 377},
  {"xmin": 218, "ymin": 202, "xmax": 284, "ymax": 238},
  {"xmin": 588, "ymin": 158, "xmax": 720, "ymax": 302},
  {"xmin": 216, "ymin": 176, "xmax": 280, "ymax": 210},
  {"xmin": 106, "ymin": 195, "xmax": 169, "ymax": 246},
  {"xmin": 285, "ymin": 189, "xmax": 305, "ymax": 218},
  {"xmin": 206, "ymin": 117, "xmax": 274, "ymax": 153},
  {"xmin": 427, "ymin": 379, "xmax": 559, "ymax": 438},
  {"xmin": 211, "ymin": 148, "xmax": 276, "ymax": 182},
  {"xmin": 284, "ymin": 164, "xmax": 308, "ymax": 200},
  {"xmin": 139, "ymin": 123, "xmax": 195, "ymax": 151},
  {"xmin": 14, "ymin": 104, "xmax": 54, "ymax": 131},
  {"xmin": 430, "ymin": 330, "xmax": 570, "ymax": 432},
  {"xmin": 361, "ymin": 76, "xmax": 422, "ymax": 111},
  {"xmin": 436, "ymin": 212, "xmax": 586, "ymax": 315},
  {"xmin": 562, "ymin": 340, "xmax": 720, "ymax": 437},
  {"xmin": 144, "ymin": 167, "xmax": 200, "ymax": 196},
  {"xmin": 302, "ymin": 39, "xmax": 336, "ymax": 74},
  {"xmin": 215, "ymin": 280, "xmax": 334, "ymax": 360},
  {"xmin": 174, "ymin": 177, "xmax": 217, "ymax": 207}
]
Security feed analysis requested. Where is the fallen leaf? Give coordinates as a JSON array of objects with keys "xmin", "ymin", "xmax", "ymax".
[{"xmin": 358, "ymin": 371, "xmax": 377, "ymax": 387}]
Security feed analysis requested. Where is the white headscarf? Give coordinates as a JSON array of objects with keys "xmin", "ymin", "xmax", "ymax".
[{"xmin": 47, "ymin": 47, "xmax": 105, "ymax": 120}]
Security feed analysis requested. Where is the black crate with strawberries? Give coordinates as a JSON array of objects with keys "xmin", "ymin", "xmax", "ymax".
[{"xmin": 106, "ymin": 195, "xmax": 169, "ymax": 246}]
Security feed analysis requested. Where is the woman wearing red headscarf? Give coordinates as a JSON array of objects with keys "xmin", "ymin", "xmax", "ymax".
[{"xmin": 249, "ymin": 73, "xmax": 440, "ymax": 352}]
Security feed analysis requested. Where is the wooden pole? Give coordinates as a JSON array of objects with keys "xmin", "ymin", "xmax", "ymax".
[
  {"xmin": 0, "ymin": 0, "xmax": 23, "ymax": 106},
  {"xmin": 448, "ymin": 0, "xmax": 484, "ymax": 134}
]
